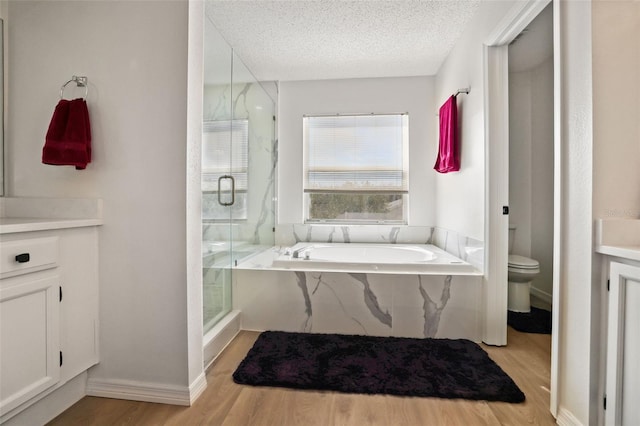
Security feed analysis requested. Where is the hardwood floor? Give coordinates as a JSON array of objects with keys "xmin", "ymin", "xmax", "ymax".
[{"xmin": 48, "ymin": 327, "xmax": 556, "ymax": 425}]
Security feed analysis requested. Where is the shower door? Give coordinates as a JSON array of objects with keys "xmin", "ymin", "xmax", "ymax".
[
  {"xmin": 202, "ymin": 17, "xmax": 234, "ymax": 333},
  {"xmin": 202, "ymin": 15, "xmax": 276, "ymax": 334}
]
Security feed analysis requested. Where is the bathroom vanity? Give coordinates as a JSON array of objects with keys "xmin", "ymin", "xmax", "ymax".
[
  {"xmin": 0, "ymin": 198, "xmax": 102, "ymax": 424},
  {"xmin": 595, "ymin": 219, "xmax": 640, "ymax": 426}
]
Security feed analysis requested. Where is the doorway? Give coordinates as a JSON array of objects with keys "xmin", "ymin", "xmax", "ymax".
[
  {"xmin": 483, "ymin": 0, "xmax": 559, "ymax": 417},
  {"xmin": 507, "ymin": 4, "xmax": 554, "ymax": 315}
]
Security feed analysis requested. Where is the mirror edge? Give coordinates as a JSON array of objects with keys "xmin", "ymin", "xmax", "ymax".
[{"xmin": 0, "ymin": 14, "xmax": 5, "ymax": 197}]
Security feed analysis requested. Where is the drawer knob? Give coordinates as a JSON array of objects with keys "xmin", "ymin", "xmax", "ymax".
[{"xmin": 15, "ymin": 253, "xmax": 30, "ymax": 263}]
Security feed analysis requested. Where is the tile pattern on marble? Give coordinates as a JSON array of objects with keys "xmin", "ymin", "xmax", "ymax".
[
  {"xmin": 295, "ymin": 271, "xmax": 313, "ymax": 332},
  {"xmin": 419, "ymin": 275, "xmax": 451, "ymax": 338},
  {"xmin": 234, "ymin": 269, "xmax": 481, "ymax": 341},
  {"xmin": 349, "ymin": 273, "xmax": 392, "ymax": 328},
  {"xmin": 308, "ymin": 273, "xmax": 369, "ymax": 334}
]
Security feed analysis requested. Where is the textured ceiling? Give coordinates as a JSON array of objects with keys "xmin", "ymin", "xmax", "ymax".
[{"xmin": 205, "ymin": 0, "xmax": 482, "ymax": 82}]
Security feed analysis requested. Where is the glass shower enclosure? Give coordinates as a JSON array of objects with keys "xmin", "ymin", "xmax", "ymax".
[{"xmin": 202, "ymin": 13, "xmax": 276, "ymax": 334}]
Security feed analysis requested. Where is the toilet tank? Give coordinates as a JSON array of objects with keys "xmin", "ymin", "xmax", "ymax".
[{"xmin": 509, "ymin": 225, "xmax": 516, "ymax": 254}]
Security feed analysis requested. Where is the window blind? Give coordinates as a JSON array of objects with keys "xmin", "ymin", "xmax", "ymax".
[
  {"xmin": 303, "ymin": 114, "xmax": 408, "ymax": 193},
  {"xmin": 202, "ymin": 119, "xmax": 248, "ymax": 192}
]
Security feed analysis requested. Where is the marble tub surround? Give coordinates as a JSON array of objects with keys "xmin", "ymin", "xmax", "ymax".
[
  {"xmin": 275, "ymin": 224, "xmax": 434, "ymax": 246},
  {"xmin": 233, "ymin": 269, "xmax": 482, "ymax": 341},
  {"xmin": 275, "ymin": 224, "xmax": 484, "ymax": 272},
  {"xmin": 431, "ymin": 227, "xmax": 484, "ymax": 271},
  {"xmin": 235, "ymin": 229, "xmax": 483, "ymax": 340}
]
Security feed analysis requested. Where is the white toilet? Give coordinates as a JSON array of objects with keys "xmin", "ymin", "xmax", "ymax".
[{"xmin": 508, "ymin": 226, "xmax": 540, "ymax": 313}]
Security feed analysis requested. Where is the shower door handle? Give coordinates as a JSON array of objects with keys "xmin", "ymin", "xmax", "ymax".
[{"xmin": 217, "ymin": 175, "xmax": 235, "ymax": 206}]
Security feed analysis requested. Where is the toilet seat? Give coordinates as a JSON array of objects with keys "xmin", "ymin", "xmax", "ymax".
[{"xmin": 508, "ymin": 254, "xmax": 539, "ymax": 269}]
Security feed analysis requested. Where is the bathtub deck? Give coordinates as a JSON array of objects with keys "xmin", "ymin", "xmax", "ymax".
[{"xmin": 235, "ymin": 245, "xmax": 483, "ymax": 276}]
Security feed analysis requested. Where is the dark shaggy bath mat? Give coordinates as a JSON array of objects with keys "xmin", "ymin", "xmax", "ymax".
[
  {"xmin": 508, "ymin": 307, "xmax": 552, "ymax": 334},
  {"xmin": 233, "ymin": 331, "xmax": 525, "ymax": 403}
]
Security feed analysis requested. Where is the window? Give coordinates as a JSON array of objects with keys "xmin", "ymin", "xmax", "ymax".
[
  {"xmin": 202, "ymin": 119, "xmax": 248, "ymax": 221},
  {"xmin": 303, "ymin": 113, "xmax": 409, "ymax": 223}
]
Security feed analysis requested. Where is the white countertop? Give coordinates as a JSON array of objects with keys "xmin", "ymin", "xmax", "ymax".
[
  {"xmin": 0, "ymin": 217, "xmax": 103, "ymax": 234},
  {"xmin": 0, "ymin": 197, "xmax": 103, "ymax": 234},
  {"xmin": 596, "ymin": 245, "xmax": 640, "ymax": 262},
  {"xmin": 595, "ymin": 219, "xmax": 640, "ymax": 262}
]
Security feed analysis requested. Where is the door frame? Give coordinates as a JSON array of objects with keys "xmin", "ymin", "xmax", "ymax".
[{"xmin": 483, "ymin": 0, "xmax": 560, "ymax": 417}]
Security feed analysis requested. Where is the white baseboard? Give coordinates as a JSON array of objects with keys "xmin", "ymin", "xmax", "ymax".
[
  {"xmin": 531, "ymin": 286, "xmax": 553, "ymax": 306},
  {"xmin": 86, "ymin": 376, "xmax": 201, "ymax": 406},
  {"xmin": 556, "ymin": 407, "xmax": 584, "ymax": 426},
  {"xmin": 2, "ymin": 372, "xmax": 87, "ymax": 426},
  {"xmin": 188, "ymin": 372, "xmax": 207, "ymax": 405}
]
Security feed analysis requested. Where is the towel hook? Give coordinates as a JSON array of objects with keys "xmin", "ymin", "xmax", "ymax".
[
  {"xmin": 60, "ymin": 76, "xmax": 88, "ymax": 100},
  {"xmin": 454, "ymin": 88, "xmax": 470, "ymax": 97}
]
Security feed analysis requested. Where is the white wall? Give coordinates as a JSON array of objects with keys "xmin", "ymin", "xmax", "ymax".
[
  {"xmin": 591, "ymin": 1, "xmax": 640, "ymax": 424},
  {"xmin": 509, "ymin": 57, "xmax": 554, "ymax": 300},
  {"xmin": 4, "ymin": 0, "xmax": 636, "ymax": 423},
  {"xmin": 550, "ymin": 2, "xmax": 640, "ymax": 423},
  {"xmin": 0, "ymin": 2, "xmax": 6, "ymax": 196},
  {"xmin": 556, "ymin": 1, "xmax": 594, "ymax": 423},
  {"xmin": 592, "ymin": 1, "xmax": 640, "ymax": 220},
  {"xmin": 186, "ymin": 0, "xmax": 206, "ymax": 391},
  {"xmin": 436, "ymin": 1, "xmax": 601, "ymax": 422},
  {"xmin": 530, "ymin": 58, "xmax": 554, "ymax": 301},
  {"xmin": 278, "ymin": 76, "xmax": 436, "ymax": 227},
  {"xmin": 508, "ymin": 70, "xmax": 533, "ymax": 257},
  {"xmin": 433, "ymin": 1, "xmax": 516, "ymax": 242},
  {"xmin": 7, "ymin": 0, "xmax": 202, "ymax": 393}
]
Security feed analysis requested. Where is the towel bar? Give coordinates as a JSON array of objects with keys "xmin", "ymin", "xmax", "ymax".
[
  {"xmin": 454, "ymin": 88, "xmax": 470, "ymax": 97},
  {"xmin": 60, "ymin": 76, "xmax": 88, "ymax": 100}
]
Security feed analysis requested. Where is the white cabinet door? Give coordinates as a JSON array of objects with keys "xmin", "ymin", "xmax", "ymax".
[
  {"xmin": 606, "ymin": 261, "xmax": 640, "ymax": 426},
  {"xmin": 0, "ymin": 275, "xmax": 60, "ymax": 415},
  {"xmin": 58, "ymin": 227, "xmax": 99, "ymax": 381}
]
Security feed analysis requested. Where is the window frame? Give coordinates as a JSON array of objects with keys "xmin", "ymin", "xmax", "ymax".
[{"xmin": 302, "ymin": 113, "xmax": 409, "ymax": 225}]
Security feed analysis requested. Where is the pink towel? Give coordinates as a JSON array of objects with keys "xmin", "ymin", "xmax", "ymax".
[
  {"xmin": 433, "ymin": 95, "xmax": 460, "ymax": 173},
  {"xmin": 42, "ymin": 98, "xmax": 92, "ymax": 170}
]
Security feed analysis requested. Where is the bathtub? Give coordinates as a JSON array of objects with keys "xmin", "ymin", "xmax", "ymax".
[
  {"xmin": 271, "ymin": 242, "xmax": 477, "ymax": 274},
  {"xmin": 235, "ymin": 242, "xmax": 482, "ymax": 340}
]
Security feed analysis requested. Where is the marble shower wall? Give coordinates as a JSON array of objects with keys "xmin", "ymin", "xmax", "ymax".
[
  {"xmin": 234, "ymin": 269, "xmax": 482, "ymax": 341},
  {"xmin": 202, "ymin": 81, "xmax": 276, "ymax": 248},
  {"xmin": 275, "ymin": 224, "xmax": 484, "ymax": 271}
]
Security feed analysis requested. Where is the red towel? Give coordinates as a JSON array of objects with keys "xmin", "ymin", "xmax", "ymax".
[
  {"xmin": 433, "ymin": 95, "xmax": 460, "ymax": 173},
  {"xmin": 42, "ymin": 98, "xmax": 92, "ymax": 170}
]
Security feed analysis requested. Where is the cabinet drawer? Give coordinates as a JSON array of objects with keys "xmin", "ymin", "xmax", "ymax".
[{"xmin": 0, "ymin": 237, "xmax": 59, "ymax": 279}]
